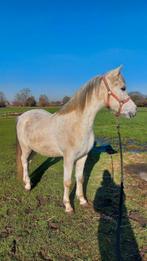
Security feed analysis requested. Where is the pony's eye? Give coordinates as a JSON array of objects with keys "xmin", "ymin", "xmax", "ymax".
[{"xmin": 121, "ymin": 86, "xmax": 126, "ymax": 91}]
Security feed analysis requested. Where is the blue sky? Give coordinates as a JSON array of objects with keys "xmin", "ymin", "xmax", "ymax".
[{"xmin": 0, "ymin": 0, "xmax": 147, "ymax": 101}]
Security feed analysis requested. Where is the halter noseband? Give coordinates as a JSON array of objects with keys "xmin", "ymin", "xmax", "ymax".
[{"xmin": 102, "ymin": 76, "xmax": 130, "ymax": 117}]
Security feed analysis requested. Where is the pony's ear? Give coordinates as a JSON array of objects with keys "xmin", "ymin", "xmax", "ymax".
[{"xmin": 107, "ymin": 65, "xmax": 123, "ymax": 77}]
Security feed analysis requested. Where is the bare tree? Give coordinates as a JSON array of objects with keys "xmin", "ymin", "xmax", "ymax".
[
  {"xmin": 25, "ymin": 96, "xmax": 36, "ymax": 107},
  {"xmin": 0, "ymin": 91, "xmax": 6, "ymax": 107},
  {"xmin": 38, "ymin": 95, "xmax": 49, "ymax": 107},
  {"xmin": 62, "ymin": 96, "xmax": 70, "ymax": 104},
  {"xmin": 14, "ymin": 88, "xmax": 31, "ymax": 106}
]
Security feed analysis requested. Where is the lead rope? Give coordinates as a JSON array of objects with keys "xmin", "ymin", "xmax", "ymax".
[{"xmin": 115, "ymin": 118, "xmax": 124, "ymax": 261}]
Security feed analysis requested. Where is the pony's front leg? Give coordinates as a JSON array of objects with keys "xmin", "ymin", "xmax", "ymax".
[
  {"xmin": 75, "ymin": 155, "xmax": 88, "ymax": 206},
  {"xmin": 63, "ymin": 156, "xmax": 74, "ymax": 213}
]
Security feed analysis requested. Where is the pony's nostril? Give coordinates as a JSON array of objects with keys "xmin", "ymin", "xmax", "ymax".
[
  {"xmin": 129, "ymin": 113, "xmax": 132, "ymax": 118},
  {"xmin": 129, "ymin": 112, "xmax": 135, "ymax": 118}
]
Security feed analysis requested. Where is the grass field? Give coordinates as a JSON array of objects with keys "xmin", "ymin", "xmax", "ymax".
[{"xmin": 0, "ymin": 107, "xmax": 147, "ymax": 260}]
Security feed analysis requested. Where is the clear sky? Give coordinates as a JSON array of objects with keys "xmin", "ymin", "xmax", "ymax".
[{"xmin": 0, "ymin": 0, "xmax": 147, "ymax": 101}]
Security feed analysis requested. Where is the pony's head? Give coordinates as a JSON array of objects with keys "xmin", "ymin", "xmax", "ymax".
[{"xmin": 103, "ymin": 66, "xmax": 137, "ymax": 118}]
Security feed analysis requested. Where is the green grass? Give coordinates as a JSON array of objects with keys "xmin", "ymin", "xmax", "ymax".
[
  {"xmin": 0, "ymin": 106, "xmax": 59, "ymax": 116},
  {"xmin": 0, "ymin": 107, "xmax": 147, "ymax": 260}
]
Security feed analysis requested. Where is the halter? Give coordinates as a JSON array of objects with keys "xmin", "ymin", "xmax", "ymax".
[{"xmin": 102, "ymin": 76, "xmax": 130, "ymax": 117}]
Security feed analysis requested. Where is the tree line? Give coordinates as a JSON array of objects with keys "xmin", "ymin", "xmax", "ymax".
[
  {"xmin": 0, "ymin": 88, "xmax": 147, "ymax": 108},
  {"xmin": 0, "ymin": 88, "xmax": 70, "ymax": 107},
  {"xmin": 129, "ymin": 92, "xmax": 147, "ymax": 107}
]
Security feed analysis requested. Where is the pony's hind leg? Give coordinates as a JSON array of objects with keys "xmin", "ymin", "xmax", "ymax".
[
  {"xmin": 21, "ymin": 146, "xmax": 32, "ymax": 190},
  {"xmin": 75, "ymin": 155, "xmax": 88, "ymax": 206},
  {"xmin": 63, "ymin": 156, "xmax": 74, "ymax": 213}
]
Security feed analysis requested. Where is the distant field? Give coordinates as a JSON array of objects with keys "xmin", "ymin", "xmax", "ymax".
[
  {"xmin": 0, "ymin": 106, "xmax": 147, "ymax": 260},
  {"xmin": 0, "ymin": 106, "xmax": 59, "ymax": 115}
]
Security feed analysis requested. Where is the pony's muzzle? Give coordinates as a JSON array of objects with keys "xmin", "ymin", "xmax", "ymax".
[
  {"xmin": 122, "ymin": 100, "xmax": 137, "ymax": 119},
  {"xmin": 127, "ymin": 105, "xmax": 137, "ymax": 118}
]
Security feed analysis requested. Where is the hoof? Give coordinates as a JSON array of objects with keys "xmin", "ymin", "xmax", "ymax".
[
  {"xmin": 65, "ymin": 205, "xmax": 74, "ymax": 214},
  {"xmin": 65, "ymin": 208, "xmax": 74, "ymax": 214},
  {"xmin": 25, "ymin": 183, "xmax": 31, "ymax": 191},
  {"xmin": 66, "ymin": 209, "xmax": 74, "ymax": 215},
  {"xmin": 80, "ymin": 201, "xmax": 90, "ymax": 208}
]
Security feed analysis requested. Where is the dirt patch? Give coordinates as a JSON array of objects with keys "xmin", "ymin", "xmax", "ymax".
[
  {"xmin": 0, "ymin": 226, "xmax": 13, "ymax": 239},
  {"xmin": 129, "ymin": 210, "xmax": 147, "ymax": 227},
  {"xmin": 38, "ymin": 250, "xmax": 53, "ymax": 261},
  {"xmin": 48, "ymin": 222, "xmax": 60, "ymax": 231},
  {"xmin": 36, "ymin": 195, "xmax": 50, "ymax": 207},
  {"xmin": 125, "ymin": 163, "xmax": 147, "ymax": 181}
]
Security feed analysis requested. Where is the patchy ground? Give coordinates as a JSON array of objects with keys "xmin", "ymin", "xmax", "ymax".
[
  {"xmin": 125, "ymin": 162, "xmax": 147, "ymax": 181},
  {"xmin": 0, "ymin": 109, "xmax": 147, "ymax": 260}
]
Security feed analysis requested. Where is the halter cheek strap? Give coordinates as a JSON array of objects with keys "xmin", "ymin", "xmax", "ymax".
[{"xmin": 102, "ymin": 76, "xmax": 130, "ymax": 117}]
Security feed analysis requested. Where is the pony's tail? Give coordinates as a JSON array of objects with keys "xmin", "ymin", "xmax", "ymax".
[{"xmin": 16, "ymin": 131, "xmax": 23, "ymax": 180}]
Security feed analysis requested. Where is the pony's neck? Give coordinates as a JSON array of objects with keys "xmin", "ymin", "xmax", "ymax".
[{"xmin": 81, "ymin": 82, "xmax": 105, "ymax": 128}]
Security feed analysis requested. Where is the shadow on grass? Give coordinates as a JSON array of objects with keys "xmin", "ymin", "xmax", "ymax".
[
  {"xmin": 30, "ymin": 157, "xmax": 61, "ymax": 189},
  {"xmin": 94, "ymin": 170, "xmax": 142, "ymax": 261},
  {"xmin": 70, "ymin": 143, "xmax": 117, "ymax": 208},
  {"xmin": 70, "ymin": 142, "xmax": 142, "ymax": 260}
]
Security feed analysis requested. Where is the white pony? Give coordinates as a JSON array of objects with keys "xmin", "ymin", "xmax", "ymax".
[{"xmin": 16, "ymin": 67, "xmax": 136, "ymax": 213}]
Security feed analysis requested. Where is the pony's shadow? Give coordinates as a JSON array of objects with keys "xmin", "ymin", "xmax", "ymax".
[
  {"xmin": 94, "ymin": 170, "xmax": 142, "ymax": 261},
  {"xmin": 30, "ymin": 157, "xmax": 61, "ymax": 189},
  {"xmin": 70, "ymin": 143, "xmax": 117, "ymax": 207}
]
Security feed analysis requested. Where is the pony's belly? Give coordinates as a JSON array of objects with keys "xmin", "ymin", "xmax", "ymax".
[{"xmin": 30, "ymin": 144, "xmax": 63, "ymax": 158}]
